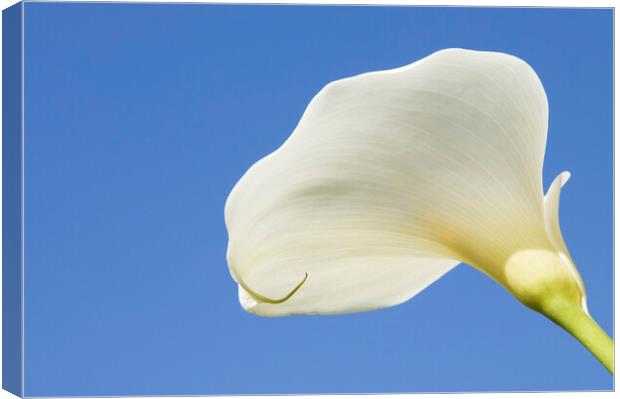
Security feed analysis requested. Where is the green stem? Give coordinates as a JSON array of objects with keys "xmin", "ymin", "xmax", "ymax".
[{"xmin": 540, "ymin": 299, "xmax": 614, "ymax": 374}]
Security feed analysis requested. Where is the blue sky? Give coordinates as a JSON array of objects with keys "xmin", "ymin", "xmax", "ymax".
[{"xmin": 22, "ymin": 3, "xmax": 612, "ymax": 396}]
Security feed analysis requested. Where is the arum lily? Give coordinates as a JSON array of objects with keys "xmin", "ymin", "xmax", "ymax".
[{"xmin": 224, "ymin": 48, "xmax": 613, "ymax": 373}]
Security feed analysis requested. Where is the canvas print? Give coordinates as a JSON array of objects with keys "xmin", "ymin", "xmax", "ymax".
[{"xmin": 2, "ymin": 2, "xmax": 614, "ymax": 397}]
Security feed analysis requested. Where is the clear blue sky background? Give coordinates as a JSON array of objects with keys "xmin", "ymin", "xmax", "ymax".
[{"xmin": 23, "ymin": 3, "xmax": 613, "ymax": 396}]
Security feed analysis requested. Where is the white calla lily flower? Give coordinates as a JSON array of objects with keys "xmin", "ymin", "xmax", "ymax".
[{"xmin": 224, "ymin": 48, "xmax": 613, "ymax": 373}]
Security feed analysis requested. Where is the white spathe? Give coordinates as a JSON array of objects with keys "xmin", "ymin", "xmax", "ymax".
[{"xmin": 224, "ymin": 48, "xmax": 585, "ymax": 316}]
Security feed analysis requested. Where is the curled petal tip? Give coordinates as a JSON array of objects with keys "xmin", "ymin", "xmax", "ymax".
[
  {"xmin": 238, "ymin": 272, "xmax": 308, "ymax": 305},
  {"xmin": 559, "ymin": 171, "xmax": 571, "ymax": 186}
]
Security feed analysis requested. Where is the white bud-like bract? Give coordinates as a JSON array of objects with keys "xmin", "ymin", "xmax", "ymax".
[{"xmin": 224, "ymin": 48, "xmax": 586, "ymax": 317}]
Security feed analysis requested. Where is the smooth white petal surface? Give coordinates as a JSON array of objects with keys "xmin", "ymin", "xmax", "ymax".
[
  {"xmin": 543, "ymin": 171, "xmax": 588, "ymax": 311},
  {"xmin": 225, "ymin": 48, "xmax": 557, "ymax": 316}
]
